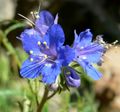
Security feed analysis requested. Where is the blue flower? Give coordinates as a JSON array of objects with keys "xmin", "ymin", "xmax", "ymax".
[
  {"xmin": 35, "ymin": 10, "xmax": 58, "ymax": 37},
  {"xmin": 65, "ymin": 67, "xmax": 80, "ymax": 88},
  {"xmin": 73, "ymin": 29, "xmax": 105, "ymax": 80},
  {"xmin": 20, "ymin": 24, "xmax": 75, "ymax": 84}
]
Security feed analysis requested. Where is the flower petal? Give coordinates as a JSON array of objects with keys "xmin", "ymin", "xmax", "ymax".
[
  {"xmin": 65, "ymin": 67, "xmax": 80, "ymax": 88},
  {"xmin": 73, "ymin": 29, "xmax": 93, "ymax": 48},
  {"xmin": 35, "ymin": 10, "xmax": 54, "ymax": 36},
  {"xmin": 58, "ymin": 45, "xmax": 75, "ymax": 66},
  {"xmin": 20, "ymin": 58, "xmax": 44, "ymax": 78},
  {"xmin": 41, "ymin": 62, "xmax": 61, "ymax": 84},
  {"xmin": 77, "ymin": 43, "xmax": 104, "ymax": 63},
  {"xmin": 78, "ymin": 61, "xmax": 102, "ymax": 80},
  {"xmin": 73, "ymin": 30, "xmax": 79, "ymax": 48},
  {"xmin": 20, "ymin": 29, "xmax": 42, "ymax": 54},
  {"xmin": 54, "ymin": 14, "xmax": 59, "ymax": 24},
  {"xmin": 43, "ymin": 24, "xmax": 65, "ymax": 49}
]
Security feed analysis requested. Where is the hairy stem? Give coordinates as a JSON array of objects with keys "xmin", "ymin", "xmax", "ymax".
[
  {"xmin": 37, "ymin": 87, "xmax": 49, "ymax": 112},
  {"xmin": 47, "ymin": 90, "xmax": 57, "ymax": 100}
]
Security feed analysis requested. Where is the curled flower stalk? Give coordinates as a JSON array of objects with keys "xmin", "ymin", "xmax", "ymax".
[{"xmin": 72, "ymin": 29, "xmax": 106, "ymax": 80}]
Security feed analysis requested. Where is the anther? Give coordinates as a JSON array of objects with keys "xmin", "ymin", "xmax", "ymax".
[
  {"xmin": 38, "ymin": 41, "xmax": 41, "ymax": 45},
  {"xmin": 30, "ymin": 58, "xmax": 33, "ymax": 62},
  {"xmin": 113, "ymin": 40, "xmax": 118, "ymax": 45},
  {"xmin": 44, "ymin": 55, "xmax": 48, "ymax": 58},
  {"xmin": 30, "ymin": 11, "xmax": 34, "ymax": 15},
  {"xmin": 36, "ymin": 15, "xmax": 40, "ymax": 19},
  {"xmin": 82, "ymin": 56, "xmax": 87, "ymax": 59},
  {"xmin": 80, "ymin": 46, "xmax": 84, "ymax": 49},
  {"xmin": 43, "ymin": 41, "xmax": 47, "ymax": 45},
  {"xmin": 45, "ymin": 63, "xmax": 52, "ymax": 67},
  {"xmin": 34, "ymin": 11, "xmax": 39, "ymax": 19},
  {"xmin": 30, "ymin": 50, "xmax": 33, "ymax": 54},
  {"xmin": 43, "ymin": 41, "xmax": 49, "ymax": 49}
]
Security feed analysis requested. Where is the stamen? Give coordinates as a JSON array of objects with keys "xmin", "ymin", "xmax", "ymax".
[
  {"xmin": 96, "ymin": 35, "xmax": 119, "ymax": 51},
  {"xmin": 96, "ymin": 35, "xmax": 105, "ymax": 44},
  {"xmin": 44, "ymin": 54, "xmax": 48, "ymax": 58},
  {"xmin": 38, "ymin": 41, "xmax": 41, "ymax": 45},
  {"xmin": 112, "ymin": 40, "xmax": 118, "ymax": 45},
  {"xmin": 18, "ymin": 13, "xmax": 35, "ymax": 26},
  {"xmin": 45, "ymin": 63, "xmax": 52, "ymax": 67},
  {"xmin": 36, "ymin": 15, "xmax": 40, "ymax": 19},
  {"xmin": 30, "ymin": 11, "xmax": 36, "ymax": 20},
  {"xmin": 43, "ymin": 41, "xmax": 47, "ymax": 45},
  {"xmin": 37, "ymin": 55, "xmax": 48, "ymax": 65},
  {"xmin": 16, "ymin": 36, "xmax": 22, "ymax": 40},
  {"xmin": 80, "ymin": 46, "xmax": 84, "ymax": 49},
  {"xmin": 105, "ymin": 45, "xmax": 109, "ymax": 49},
  {"xmin": 82, "ymin": 56, "xmax": 87, "ymax": 60},
  {"xmin": 30, "ymin": 11, "xmax": 34, "ymax": 15},
  {"xmin": 30, "ymin": 58, "xmax": 34, "ymax": 62},
  {"xmin": 30, "ymin": 50, "xmax": 33, "ymax": 54},
  {"xmin": 96, "ymin": 35, "xmax": 111, "ymax": 50},
  {"xmin": 34, "ymin": 11, "xmax": 40, "ymax": 19},
  {"xmin": 43, "ymin": 41, "xmax": 49, "ymax": 49}
]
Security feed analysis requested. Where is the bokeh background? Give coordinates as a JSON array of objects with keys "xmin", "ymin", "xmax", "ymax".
[{"xmin": 0, "ymin": 0, "xmax": 120, "ymax": 112}]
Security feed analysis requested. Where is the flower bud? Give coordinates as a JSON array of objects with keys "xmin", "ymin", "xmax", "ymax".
[{"xmin": 65, "ymin": 68, "xmax": 80, "ymax": 88}]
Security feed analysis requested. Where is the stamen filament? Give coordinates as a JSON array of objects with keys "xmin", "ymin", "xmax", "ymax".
[{"xmin": 18, "ymin": 13, "xmax": 35, "ymax": 26}]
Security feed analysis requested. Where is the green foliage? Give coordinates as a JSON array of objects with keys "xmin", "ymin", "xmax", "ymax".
[{"xmin": 0, "ymin": 51, "xmax": 10, "ymax": 83}]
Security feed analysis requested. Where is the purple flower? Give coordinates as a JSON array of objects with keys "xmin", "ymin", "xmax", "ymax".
[
  {"xmin": 65, "ymin": 67, "xmax": 80, "ymax": 88},
  {"xmin": 20, "ymin": 22, "xmax": 74, "ymax": 84},
  {"xmin": 73, "ymin": 29, "xmax": 105, "ymax": 80},
  {"xmin": 35, "ymin": 10, "xmax": 58, "ymax": 37}
]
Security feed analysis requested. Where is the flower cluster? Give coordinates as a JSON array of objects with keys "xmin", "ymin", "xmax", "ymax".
[{"xmin": 19, "ymin": 10, "xmax": 106, "ymax": 88}]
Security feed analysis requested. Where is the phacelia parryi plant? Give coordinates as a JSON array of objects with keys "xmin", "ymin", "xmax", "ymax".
[{"xmin": 18, "ymin": 10, "xmax": 109, "ymax": 111}]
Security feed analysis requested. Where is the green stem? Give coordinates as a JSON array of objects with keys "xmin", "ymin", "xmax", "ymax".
[
  {"xmin": 35, "ymin": 79, "xmax": 39, "ymax": 106},
  {"xmin": 28, "ymin": 80, "xmax": 39, "ymax": 106},
  {"xmin": 37, "ymin": 87, "xmax": 49, "ymax": 112},
  {"xmin": 47, "ymin": 90, "xmax": 57, "ymax": 100},
  {"xmin": 0, "ymin": 30, "xmax": 21, "ymax": 67}
]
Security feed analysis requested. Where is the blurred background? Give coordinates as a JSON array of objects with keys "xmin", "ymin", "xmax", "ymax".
[{"xmin": 0, "ymin": 0, "xmax": 120, "ymax": 112}]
